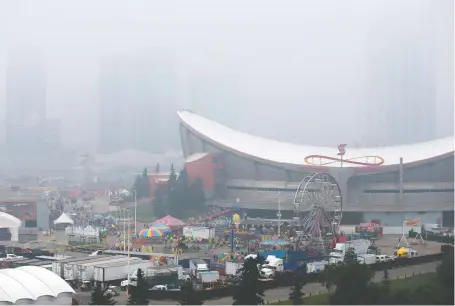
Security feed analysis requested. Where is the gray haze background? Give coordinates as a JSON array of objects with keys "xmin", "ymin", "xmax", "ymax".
[{"xmin": 0, "ymin": 0, "xmax": 453, "ymax": 154}]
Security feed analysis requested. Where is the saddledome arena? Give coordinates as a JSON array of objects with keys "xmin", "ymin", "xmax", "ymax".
[{"xmin": 177, "ymin": 110, "xmax": 454, "ymax": 227}]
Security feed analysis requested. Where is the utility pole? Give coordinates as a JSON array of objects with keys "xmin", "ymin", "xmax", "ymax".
[
  {"xmin": 277, "ymin": 191, "xmax": 282, "ymax": 237},
  {"xmin": 133, "ymin": 190, "xmax": 137, "ymax": 234}
]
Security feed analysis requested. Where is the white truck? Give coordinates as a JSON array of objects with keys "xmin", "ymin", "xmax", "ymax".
[
  {"xmin": 422, "ymin": 224, "xmax": 443, "ymax": 235},
  {"xmin": 225, "ymin": 261, "xmax": 243, "ymax": 276},
  {"xmin": 0, "ymin": 254, "xmax": 24, "ymax": 261},
  {"xmin": 260, "ymin": 256, "xmax": 284, "ymax": 278},
  {"xmin": 306, "ymin": 261, "xmax": 329, "ymax": 274},
  {"xmin": 183, "ymin": 226, "xmax": 215, "ymax": 240},
  {"xmin": 189, "ymin": 259, "xmax": 209, "ymax": 277},
  {"xmin": 199, "ymin": 271, "xmax": 219, "ymax": 284},
  {"xmin": 121, "ymin": 265, "xmax": 190, "ymax": 289},
  {"xmin": 357, "ymin": 254, "xmax": 376, "ymax": 265},
  {"xmin": 329, "ymin": 239, "xmax": 371, "ymax": 265},
  {"xmin": 94, "ymin": 259, "xmax": 153, "ymax": 283}
]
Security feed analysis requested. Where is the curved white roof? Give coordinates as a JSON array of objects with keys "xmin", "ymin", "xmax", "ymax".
[
  {"xmin": 0, "ymin": 266, "xmax": 75, "ymax": 303},
  {"xmin": 0, "ymin": 212, "xmax": 21, "ymax": 228},
  {"xmin": 178, "ymin": 110, "xmax": 454, "ymax": 167}
]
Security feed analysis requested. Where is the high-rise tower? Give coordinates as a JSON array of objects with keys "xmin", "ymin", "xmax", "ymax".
[{"xmin": 6, "ymin": 46, "xmax": 47, "ymax": 150}]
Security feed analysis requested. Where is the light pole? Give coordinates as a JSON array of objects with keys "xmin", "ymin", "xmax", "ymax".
[
  {"xmin": 126, "ymin": 209, "xmax": 131, "ymax": 286},
  {"xmin": 277, "ymin": 191, "xmax": 282, "ymax": 237},
  {"xmin": 122, "ymin": 209, "xmax": 127, "ymax": 251},
  {"xmin": 133, "ymin": 190, "xmax": 137, "ymax": 234}
]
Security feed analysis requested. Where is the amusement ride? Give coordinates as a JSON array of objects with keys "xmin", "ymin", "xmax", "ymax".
[{"xmin": 293, "ymin": 172, "xmax": 343, "ymax": 254}]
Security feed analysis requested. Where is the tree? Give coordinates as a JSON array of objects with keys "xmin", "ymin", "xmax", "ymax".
[
  {"xmin": 343, "ymin": 247, "xmax": 358, "ymax": 264},
  {"xmin": 131, "ymin": 168, "xmax": 150, "ymax": 199},
  {"xmin": 176, "ymin": 168, "xmax": 190, "ymax": 209},
  {"xmin": 90, "ymin": 282, "xmax": 116, "ymax": 305},
  {"xmin": 233, "ymin": 256, "xmax": 265, "ymax": 305},
  {"xmin": 289, "ymin": 277, "xmax": 305, "ymax": 305},
  {"xmin": 178, "ymin": 282, "xmax": 204, "ymax": 305},
  {"xmin": 436, "ymin": 247, "xmax": 454, "ymax": 305},
  {"xmin": 131, "ymin": 175, "xmax": 142, "ymax": 196},
  {"xmin": 140, "ymin": 168, "xmax": 150, "ymax": 198},
  {"xmin": 153, "ymin": 184, "xmax": 167, "ymax": 218},
  {"xmin": 188, "ymin": 178, "xmax": 206, "ymax": 211},
  {"xmin": 127, "ymin": 269, "xmax": 149, "ymax": 305},
  {"xmin": 327, "ymin": 262, "xmax": 379, "ymax": 305}
]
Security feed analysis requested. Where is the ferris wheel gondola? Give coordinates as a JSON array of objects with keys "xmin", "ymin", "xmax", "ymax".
[{"xmin": 293, "ymin": 172, "xmax": 343, "ymax": 254}]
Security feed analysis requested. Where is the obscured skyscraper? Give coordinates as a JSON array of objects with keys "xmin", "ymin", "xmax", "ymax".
[
  {"xmin": 6, "ymin": 46, "xmax": 47, "ymax": 150},
  {"xmin": 367, "ymin": 39, "xmax": 436, "ymax": 146},
  {"xmin": 99, "ymin": 51, "xmax": 179, "ymax": 153}
]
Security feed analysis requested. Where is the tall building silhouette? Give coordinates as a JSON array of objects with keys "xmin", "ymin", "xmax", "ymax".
[
  {"xmin": 366, "ymin": 32, "xmax": 437, "ymax": 146},
  {"xmin": 99, "ymin": 51, "xmax": 178, "ymax": 153},
  {"xmin": 6, "ymin": 46, "xmax": 47, "ymax": 150}
]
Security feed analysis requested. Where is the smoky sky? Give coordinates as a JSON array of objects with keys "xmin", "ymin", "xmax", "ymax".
[{"xmin": 0, "ymin": 0, "xmax": 453, "ymax": 151}]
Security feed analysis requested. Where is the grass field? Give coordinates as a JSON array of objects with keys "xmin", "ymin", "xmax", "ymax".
[{"xmin": 271, "ymin": 273, "xmax": 437, "ymax": 305}]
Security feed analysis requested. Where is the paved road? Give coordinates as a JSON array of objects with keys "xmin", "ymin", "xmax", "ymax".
[
  {"xmin": 210, "ymin": 261, "xmax": 440, "ymax": 305},
  {"xmin": 75, "ymin": 261, "xmax": 439, "ymax": 305}
]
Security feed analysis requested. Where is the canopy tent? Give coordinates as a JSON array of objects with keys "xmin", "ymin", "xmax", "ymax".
[
  {"xmin": 53, "ymin": 212, "xmax": 74, "ymax": 225},
  {"xmin": 152, "ymin": 215, "xmax": 186, "ymax": 227},
  {"xmin": 139, "ymin": 228, "xmax": 167, "ymax": 238}
]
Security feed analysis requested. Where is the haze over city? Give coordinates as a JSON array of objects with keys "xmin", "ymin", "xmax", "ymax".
[{"xmin": 0, "ymin": 0, "xmax": 453, "ymax": 160}]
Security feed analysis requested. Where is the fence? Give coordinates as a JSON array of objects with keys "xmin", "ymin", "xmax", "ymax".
[
  {"xmin": 408, "ymin": 231, "xmax": 454, "ymax": 244},
  {"xmin": 147, "ymin": 252, "xmax": 443, "ymax": 301}
]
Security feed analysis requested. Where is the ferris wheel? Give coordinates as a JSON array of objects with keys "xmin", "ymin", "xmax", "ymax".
[{"xmin": 293, "ymin": 172, "xmax": 343, "ymax": 254}]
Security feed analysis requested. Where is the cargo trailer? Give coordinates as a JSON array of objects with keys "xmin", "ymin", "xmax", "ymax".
[
  {"xmin": 59, "ymin": 255, "xmax": 113, "ymax": 280},
  {"xmin": 94, "ymin": 259, "xmax": 154, "ymax": 283},
  {"xmin": 75, "ymin": 256, "xmax": 134, "ymax": 281},
  {"xmin": 52, "ymin": 256, "xmax": 90, "ymax": 278},
  {"xmin": 225, "ymin": 261, "xmax": 243, "ymax": 276}
]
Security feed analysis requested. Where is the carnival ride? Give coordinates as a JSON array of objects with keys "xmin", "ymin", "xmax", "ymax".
[
  {"xmin": 293, "ymin": 172, "xmax": 343, "ymax": 254},
  {"xmin": 304, "ymin": 155, "xmax": 385, "ymax": 166}
]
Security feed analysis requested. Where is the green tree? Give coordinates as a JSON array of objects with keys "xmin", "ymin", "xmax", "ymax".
[
  {"xmin": 328, "ymin": 262, "xmax": 379, "ymax": 305},
  {"xmin": 233, "ymin": 256, "xmax": 265, "ymax": 305},
  {"xmin": 178, "ymin": 282, "xmax": 204, "ymax": 305},
  {"xmin": 153, "ymin": 185, "xmax": 167, "ymax": 218},
  {"xmin": 132, "ymin": 174, "xmax": 142, "ymax": 196},
  {"xmin": 436, "ymin": 247, "xmax": 454, "ymax": 305},
  {"xmin": 289, "ymin": 277, "xmax": 305, "ymax": 305},
  {"xmin": 140, "ymin": 168, "xmax": 150, "ymax": 198},
  {"xmin": 188, "ymin": 178, "xmax": 206, "ymax": 211},
  {"xmin": 167, "ymin": 164, "xmax": 178, "ymax": 216},
  {"xmin": 176, "ymin": 168, "xmax": 190, "ymax": 210},
  {"xmin": 131, "ymin": 168, "xmax": 150, "ymax": 199},
  {"xmin": 90, "ymin": 282, "xmax": 116, "ymax": 305},
  {"xmin": 127, "ymin": 269, "xmax": 149, "ymax": 305},
  {"xmin": 343, "ymin": 247, "xmax": 358, "ymax": 264}
]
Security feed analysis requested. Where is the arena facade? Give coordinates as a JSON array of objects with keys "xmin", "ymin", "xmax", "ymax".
[{"xmin": 177, "ymin": 110, "xmax": 454, "ymax": 227}]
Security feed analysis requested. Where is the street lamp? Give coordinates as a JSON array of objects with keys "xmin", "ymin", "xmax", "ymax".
[
  {"xmin": 277, "ymin": 191, "xmax": 282, "ymax": 237},
  {"xmin": 121, "ymin": 208, "xmax": 131, "ymax": 292},
  {"xmin": 132, "ymin": 190, "xmax": 137, "ymax": 235}
]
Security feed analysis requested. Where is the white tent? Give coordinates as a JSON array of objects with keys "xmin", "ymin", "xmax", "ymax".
[
  {"xmin": 0, "ymin": 212, "xmax": 21, "ymax": 241},
  {"xmin": 53, "ymin": 212, "xmax": 74, "ymax": 225}
]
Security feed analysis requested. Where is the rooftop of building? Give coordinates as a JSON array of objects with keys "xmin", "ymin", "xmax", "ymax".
[{"xmin": 178, "ymin": 110, "xmax": 454, "ymax": 168}]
